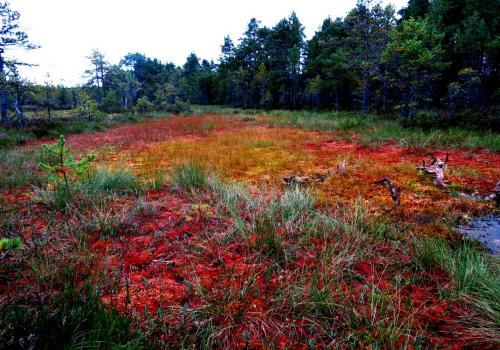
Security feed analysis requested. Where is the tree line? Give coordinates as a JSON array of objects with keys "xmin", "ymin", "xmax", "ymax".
[{"xmin": 1, "ymin": 0, "xmax": 499, "ymax": 128}]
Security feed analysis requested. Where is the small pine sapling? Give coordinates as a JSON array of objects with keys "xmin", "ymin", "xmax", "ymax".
[{"xmin": 39, "ymin": 135, "xmax": 96, "ymax": 194}]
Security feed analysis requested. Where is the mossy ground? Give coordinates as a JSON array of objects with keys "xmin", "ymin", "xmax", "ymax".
[{"xmin": 2, "ymin": 113, "xmax": 499, "ymax": 349}]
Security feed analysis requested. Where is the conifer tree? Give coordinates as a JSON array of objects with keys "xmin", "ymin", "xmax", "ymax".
[
  {"xmin": 39, "ymin": 135, "xmax": 96, "ymax": 194},
  {"xmin": 0, "ymin": 1, "xmax": 38, "ymax": 125}
]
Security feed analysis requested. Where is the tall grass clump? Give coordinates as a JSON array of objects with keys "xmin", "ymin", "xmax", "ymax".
[
  {"xmin": 280, "ymin": 186, "xmax": 315, "ymax": 231},
  {"xmin": 0, "ymin": 128, "xmax": 36, "ymax": 149},
  {"xmin": 172, "ymin": 161, "xmax": 208, "ymax": 193},
  {"xmin": 414, "ymin": 238, "xmax": 498, "ymax": 296},
  {"xmin": 206, "ymin": 176, "xmax": 253, "ymax": 233},
  {"xmin": 37, "ymin": 167, "xmax": 141, "ymax": 212},
  {"xmin": 82, "ymin": 167, "xmax": 140, "ymax": 194},
  {"xmin": 0, "ymin": 149, "xmax": 47, "ymax": 189},
  {"xmin": 268, "ymin": 110, "xmax": 375, "ymax": 133},
  {"xmin": 414, "ymin": 237, "xmax": 500, "ymax": 343},
  {"xmin": 189, "ymin": 104, "xmax": 246, "ymax": 116},
  {"xmin": 0, "ymin": 283, "xmax": 150, "ymax": 349}
]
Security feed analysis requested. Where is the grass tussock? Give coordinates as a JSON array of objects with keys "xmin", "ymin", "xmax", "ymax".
[
  {"xmin": 83, "ymin": 167, "xmax": 141, "ymax": 194},
  {"xmin": 1, "ymin": 283, "xmax": 150, "ymax": 349},
  {"xmin": 33, "ymin": 166, "xmax": 141, "ymax": 211},
  {"xmin": 414, "ymin": 237, "xmax": 500, "ymax": 345},
  {"xmin": 172, "ymin": 161, "xmax": 209, "ymax": 193},
  {"xmin": 0, "ymin": 149, "xmax": 47, "ymax": 189}
]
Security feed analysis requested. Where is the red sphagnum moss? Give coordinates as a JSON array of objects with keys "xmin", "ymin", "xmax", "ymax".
[{"xmin": 3, "ymin": 115, "xmax": 498, "ymax": 349}]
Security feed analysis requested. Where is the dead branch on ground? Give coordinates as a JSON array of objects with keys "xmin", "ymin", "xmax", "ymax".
[
  {"xmin": 417, "ymin": 153, "xmax": 449, "ymax": 188},
  {"xmin": 374, "ymin": 177, "xmax": 401, "ymax": 210}
]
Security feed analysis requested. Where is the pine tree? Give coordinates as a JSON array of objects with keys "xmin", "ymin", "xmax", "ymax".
[
  {"xmin": 84, "ymin": 49, "xmax": 109, "ymax": 104},
  {"xmin": 383, "ymin": 18, "xmax": 448, "ymax": 119},
  {"xmin": 399, "ymin": 0, "xmax": 430, "ymax": 20},
  {"xmin": 345, "ymin": 1, "xmax": 388, "ymax": 114},
  {"xmin": 182, "ymin": 53, "xmax": 201, "ymax": 103},
  {"xmin": 39, "ymin": 135, "xmax": 96, "ymax": 194},
  {"xmin": 0, "ymin": 2, "xmax": 38, "ymax": 125}
]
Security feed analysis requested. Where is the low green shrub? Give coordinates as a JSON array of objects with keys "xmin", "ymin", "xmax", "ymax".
[
  {"xmin": 0, "ymin": 128, "xmax": 36, "ymax": 149},
  {"xmin": 39, "ymin": 135, "xmax": 96, "ymax": 194}
]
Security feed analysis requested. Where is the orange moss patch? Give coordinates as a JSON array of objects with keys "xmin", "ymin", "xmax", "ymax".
[
  {"xmin": 21, "ymin": 113, "xmax": 500, "ymax": 237},
  {"xmin": 72, "ymin": 116, "xmax": 499, "ymax": 238},
  {"xmin": 24, "ymin": 114, "xmax": 253, "ymax": 153},
  {"xmin": 127, "ymin": 126, "xmax": 324, "ymax": 184}
]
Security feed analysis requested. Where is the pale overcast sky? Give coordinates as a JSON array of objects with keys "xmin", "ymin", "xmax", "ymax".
[{"xmin": 8, "ymin": 0, "xmax": 408, "ymax": 86}]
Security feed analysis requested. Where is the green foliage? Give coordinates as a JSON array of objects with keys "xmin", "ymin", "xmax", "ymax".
[
  {"xmin": 0, "ymin": 284, "xmax": 150, "ymax": 349},
  {"xmin": 75, "ymin": 93, "xmax": 99, "ymax": 120},
  {"xmin": 399, "ymin": 0, "xmax": 429, "ymax": 20},
  {"xmin": 267, "ymin": 109, "xmax": 500, "ymax": 151},
  {"xmin": 305, "ymin": 74, "xmax": 322, "ymax": 108},
  {"xmin": 0, "ymin": 149, "xmax": 47, "ymax": 189},
  {"xmin": 414, "ymin": 238, "xmax": 500, "ymax": 335},
  {"xmin": 383, "ymin": 18, "xmax": 448, "ymax": 119},
  {"xmin": 0, "ymin": 237, "xmax": 22, "ymax": 251},
  {"xmin": 0, "ymin": 1, "xmax": 38, "ymax": 126},
  {"xmin": 0, "ymin": 128, "xmax": 36, "ymax": 149},
  {"xmin": 34, "ymin": 166, "xmax": 141, "ymax": 211},
  {"xmin": 135, "ymin": 96, "xmax": 155, "ymax": 116},
  {"xmin": 47, "ymin": 119, "xmax": 107, "ymax": 136},
  {"xmin": 167, "ymin": 97, "xmax": 191, "ymax": 114},
  {"xmin": 82, "ymin": 167, "xmax": 140, "ymax": 194},
  {"xmin": 446, "ymin": 68, "xmax": 484, "ymax": 124},
  {"xmin": 38, "ymin": 135, "xmax": 95, "ymax": 194},
  {"xmin": 172, "ymin": 161, "xmax": 208, "ymax": 193}
]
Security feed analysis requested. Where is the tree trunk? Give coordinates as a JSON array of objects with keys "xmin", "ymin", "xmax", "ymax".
[
  {"xmin": 362, "ymin": 69, "xmax": 369, "ymax": 114},
  {"xmin": 72, "ymin": 90, "xmax": 77, "ymax": 108},
  {"xmin": 374, "ymin": 177, "xmax": 401, "ymax": 210},
  {"xmin": 124, "ymin": 87, "xmax": 129, "ymax": 110},
  {"xmin": 14, "ymin": 93, "xmax": 25, "ymax": 127},
  {"xmin": 417, "ymin": 154, "xmax": 449, "ymax": 188},
  {"xmin": 0, "ymin": 53, "xmax": 9, "ymax": 125},
  {"xmin": 46, "ymin": 88, "xmax": 52, "ymax": 121},
  {"xmin": 382, "ymin": 69, "xmax": 388, "ymax": 113}
]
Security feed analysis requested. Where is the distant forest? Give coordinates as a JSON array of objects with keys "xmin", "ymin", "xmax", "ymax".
[{"xmin": 1, "ymin": 0, "xmax": 499, "ymax": 128}]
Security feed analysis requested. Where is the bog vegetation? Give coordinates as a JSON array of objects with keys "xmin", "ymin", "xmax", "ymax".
[{"xmin": 0, "ymin": 0, "xmax": 499, "ymax": 349}]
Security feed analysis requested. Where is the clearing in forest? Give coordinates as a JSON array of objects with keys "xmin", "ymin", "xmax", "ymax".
[{"xmin": 3, "ymin": 113, "xmax": 499, "ymax": 349}]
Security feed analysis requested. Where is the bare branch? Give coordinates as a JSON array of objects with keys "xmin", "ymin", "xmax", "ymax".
[
  {"xmin": 417, "ymin": 154, "xmax": 449, "ymax": 188},
  {"xmin": 374, "ymin": 177, "xmax": 401, "ymax": 210}
]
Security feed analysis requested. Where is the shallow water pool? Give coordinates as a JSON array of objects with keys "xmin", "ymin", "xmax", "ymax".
[{"xmin": 455, "ymin": 215, "xmax": 500, "ymax": 254}]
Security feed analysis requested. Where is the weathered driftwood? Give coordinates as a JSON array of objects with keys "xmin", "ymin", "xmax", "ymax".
[
  {"xmin": 313, "ymin": 170, "xmax": 333, "ymax": 182},
  {"xmin": 417, "ymin": 153, "xmax": 449, "ymax": 188},
  {"xmin": 283, "ymin": 162, "xmax": 347, "ymax": 186},
  {"xmin": 489, "ymin": 181, "xmax": 500, "ymax": 204},
  {"xmin": 283, "ymin": 170, "xmax": 335, "ymax": 186},
  {"xmin": 337, "ymin": 160, "xmax": 347, "ymax": 176},
  {"xmin": 459, "ymin": 180, "xmax": 500, "ymax": 206},
  {"xmin": 283, "ymin": 175, "xmax": 310, "ymax": 186},
  {"xmin": 374, "ymin": 177, "xmax": 401, "ymax": 210}
]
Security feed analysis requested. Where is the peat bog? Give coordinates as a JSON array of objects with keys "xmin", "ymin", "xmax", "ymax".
[{"xmin": 1, "ymin": 113, "xmax": 499, "ymax": 349}]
